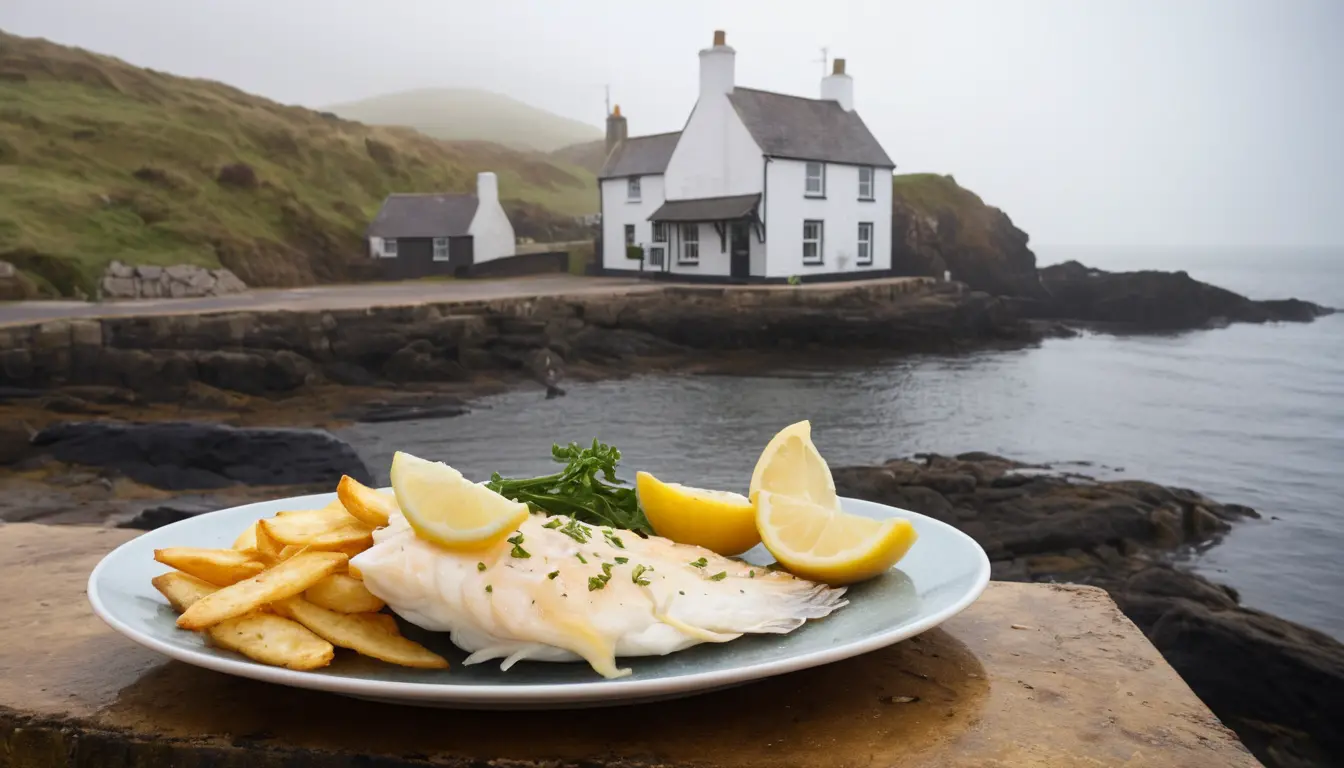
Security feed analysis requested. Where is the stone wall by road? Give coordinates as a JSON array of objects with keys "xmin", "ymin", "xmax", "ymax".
[
  {"xmin": 0, "ymin": 278, "xmax": 1030, "ymax": 399},
  {"xmin": 100, "ymin": 261, "xmax": 248, "ymax": 300}
]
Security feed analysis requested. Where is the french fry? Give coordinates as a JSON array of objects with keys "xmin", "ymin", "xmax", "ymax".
[
  {"xmin": 274, "ymin": 597, "xmax": 448, "ymax": 669},
  {"xmin": 337, "ymin": 475, "xmax": 398, "ymax": 528},
  {"xmin": 305, "ymin": 573, "xmax": 385, "ymax": 613},
  {"xmin": 260, "ymin": 506, "xmax": 368, "ymax": 546},
  {"xmin": 303, "ymin": 523, "xmax": 374, "ymax": 552},
  {"xmin": 177, "ymin": 551, "xmax": 348, "ymax": 631},
  {"xmin": 154, "ymin": 547, "xmax": 266, "ymax": 587},
  {"xmin": 232, "ymin": 525, "xmax": 258, "ymax": 552},
  {"xmin": 364, "ymin": 612, "xmax": 401, "ymax": 635},
  {"xmin": 277, "ymin": 544, "xmax": 304, "ymax": 561},
  {"xmin": 153, "ymin": 571, "xmax": 335, "ymax": 670}
]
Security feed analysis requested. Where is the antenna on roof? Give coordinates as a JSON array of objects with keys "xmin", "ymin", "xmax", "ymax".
[
  {"xmin": 814, "ymin": 46, "xmax": 829, "ymax": 78},
  {"xmin": 605, "ymin": 84, "xmax": 611, "ymax": 116}
]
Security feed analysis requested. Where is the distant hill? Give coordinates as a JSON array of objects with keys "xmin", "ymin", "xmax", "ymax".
[
  {"xmin": 0, "ymin": 32, "xmax": 598, "ymax": 297},
  {"xmin": 327, "ymin": 89, "xmax": 602, "ymax": 153},
  {"xmin": 550, "ymin": 139, "xmax": 608, "ymax": 176}
]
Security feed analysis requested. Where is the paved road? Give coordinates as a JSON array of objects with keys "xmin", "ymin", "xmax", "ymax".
[{"xmin": 0, "ymin": 276, "xmax": 654, "ymax": 326}]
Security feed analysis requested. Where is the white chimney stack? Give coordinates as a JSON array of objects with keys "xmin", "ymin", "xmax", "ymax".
[
  {"xmin": 699, "ymin": 29, "xmax": 736, "ymax": 99},
  {"xmin": 476, "ymin": 171, "xmax": 498, "ymax": 202},
  {"xmin": 821, "ymin": 58, "xmax": 854, "ymax": 112}
]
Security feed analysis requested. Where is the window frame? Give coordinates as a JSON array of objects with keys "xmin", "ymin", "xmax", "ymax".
[
  {"xmin": 624, "ymin": 224, "xmax": 636, "ymax": 245},
  {"xmin": 627, "ymin": 176, "xmax": 642, "ymax": 202},
  {"xmin": 802, "ymin": 220, "xmax": 824, "ymax": 266},
  {"xmin": 858, "ymin": 167, "xmax": 875, "ymax": 201},
  {"xmin": 649, "ymin": 222, "xmax": 668, "ymax": 267},
  {"xmin": 431, "ymin": 237, "xmax": 450, "ymax": 262},
  {"xmin": 381, "ymin": 238, "xmax": 398, "ymax": 258},
  {"xmin": 857, "ymin": 222, "xmax": 873, "ymax": 266},
  {"xmin": 679, "ymin": 223, "xmax": 700, "ymax": 264},
  {"xmin": 804, "ymin": 162, "xmax": 826, "ymax": 198}
]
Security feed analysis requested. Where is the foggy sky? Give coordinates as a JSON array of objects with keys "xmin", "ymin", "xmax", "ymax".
[{"xmin": 3, "ymin": 0, "xmax": 1341, "ymax": 249}]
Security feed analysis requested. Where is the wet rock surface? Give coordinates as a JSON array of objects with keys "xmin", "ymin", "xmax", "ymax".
[{"xmin": 834, "ymin": 453, "xmax": 1344, "ymax": 768}]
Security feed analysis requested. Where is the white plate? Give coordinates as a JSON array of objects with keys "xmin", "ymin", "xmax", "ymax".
[{"xmin": 88, "ymin": 493, "xmax": 990, "ymax": 709}]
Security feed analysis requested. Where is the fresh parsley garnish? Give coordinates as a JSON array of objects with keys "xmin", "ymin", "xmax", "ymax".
[
  {"xmin": 604, "ymin": 530, "xmax": 625, "ymax": 549},
  {"xmin": 543, "ymin": 518, "xmax": 563, "ymax": 529},
  {"xmin": 588, "ymin": 575, "xmax": 608, "ymax": 591},
  {"xmin": 547, "ymin": 570, "xmax": 560, "ymax": 580},
  {"xmin": 476, "ymin": 562, "xmax": 486, "ymax": 572},
  {"xmin": 614, "ymin": 556, "xmax": 629, "ymax": 564},
  {"xmin": 689, "ymin": 557, "xmax": 708, "ymax": 569},
  {"xmin": 748, "ymin": 570, "xmax": 755, "ymax": 578},
  {"xmin": 632, "ymin": 564, "xmax": 651, "ymax": 586},
  {"xmin": 507, "ymin": 533, "xmax": 530, "ymax": 559},
  {"xmin": 485, "ymin": 585, "xmax": 493, "ymax": 593},
  {"xmin": 601, "ymin": 562, "xmax": 614, "ymax": 577},
  {"xmin": 709, "ymin": 571, "xmax": 728, "ymax": 581},
  {"xmin": 575, "ymin": 553, "xmax": 587, "ymax": 564},
  {"xmin": 484, "ymin": 440, "xmax": 652, "ymax": 534}
]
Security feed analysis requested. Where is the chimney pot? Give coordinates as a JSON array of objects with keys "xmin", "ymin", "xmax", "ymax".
[
  {"xmin": 833, "ymin": 58, "xmax": 846, "ymax": 75},
  {"xmin": 612, "ymin": 104, "xmax": 621, "ymax": 117},
  {"xmin": 713, "ymin": 30, "xmax": 726, "ymax": 46}
]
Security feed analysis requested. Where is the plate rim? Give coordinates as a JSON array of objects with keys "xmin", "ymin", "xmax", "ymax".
[{"xmin": 87, "ymin": 493, "xmax": 991, "ymax": 705}]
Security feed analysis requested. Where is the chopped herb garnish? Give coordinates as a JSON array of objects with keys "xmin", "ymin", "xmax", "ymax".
[
  {"xmin": 485, "ymin": 440, "xmax": 652, "ymax": 534},
  {"xmin": 631, "ymin": 564, "xmax": 651, "ymax": 586},
  {"xmin": 689, "ymin": 557, "xmax": 708, "ymax": 569},
  {"xmin": 601, "ymin": 562, "xmax": 614, "ymax": 577},
  {"xmin": 558, "ymin": 519, "xmax": 592, "ymax": 544},
  {"xmin": 614, "ymin": 556, "xmax": 629, "ymax": 565},
  {"xmin": 708, "ymin": 571, "xmax": 728, "ymax": 581},
  {"xmin": 507, "ymin": 533, "xmax": 524, "ymax": 545},
  {"xmin": 679, "ymin": 590, "xmax": 685, "ymax": 595},
  {"xmin": 588, "ymin": 576, "xmax": 608, "ymax": 591},
  {"xmin": 576, "ymin": 553, "xmax": 588, "ymax": 564},
  {"xmin": 485, "ymin": 585, "xmax": 493, "ymax": 593},
  {"xmin": 748, "ymin": 570, "xmax": 756, "ymax": 578},
  {"xmin": 507, "ymin": 533, "xmax": 531, "ymax": 559},
  {"xmin": 543, "ymin": 518, "xmax": 563, "ymax": 529},
  {"xmin": 603, "ymin": 530, "xmax": 625, "ymax": 549},
  {"xmin": 476, "ymin": 562, "xmax": 486, "ymax": 572},
  {"xmin": 547, "ymin": 570, "xmax": 560, "ymax": 580}
]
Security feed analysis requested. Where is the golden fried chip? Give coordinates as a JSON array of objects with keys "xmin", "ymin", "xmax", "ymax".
[
  {"xmin": 154, "ymin": 547, "xmax": 266, "ymax": 587},
  {"xmin": 176, "ymin": 551, "xmax": 347, "ymax": 631},
  {"xmin": 337, "ymin": 475, "xmax": 398, "ymax": 528},
  {"xmin": 302, "ymin": 523, "xmax": 374, "ymax": 552},
  {"xmin": 232, "ymin": 525, "xmax": 258, "ymax": 552},
  {"xmin": 304, "ymin": 573, "xmax": 385, "ymax": 613},
  {"xmin": 260, "ymin": 506, "xmax": 367, "ymax": 546},
  {"xmin": 363, "ymin": 612, "xmax": 401, "ymax": 635},
  {"xmin": 152, "ymin": 571, "xmax": 219, "ymax": 612},
  {"xmin": 206, "ymin": 613, "xmax": 335, "ymax": 670},
  {"xmin": 274, "ymin": 597, "xmax": 448, "ymax": 669}
]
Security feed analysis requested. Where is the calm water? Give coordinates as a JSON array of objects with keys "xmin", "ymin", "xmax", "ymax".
[{"xmin": 341, "ymin": 247, "xmax": 1344, "ymax": 640}]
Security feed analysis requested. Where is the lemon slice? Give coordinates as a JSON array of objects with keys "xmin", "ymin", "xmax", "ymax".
[
  {"xmin": 635, "ymin": 471, "xmax": 760, "ymax": 556},
  {"xmin": 748, "ymin": 420, "xmax": 838, "ymax": 509},
  {"xmin": 390, "ymin": 451, "xmax": 529, "ymax": 551},
  {"xmin": 755, "ymin": 490, "xmax": 918, "ymax": 585}
]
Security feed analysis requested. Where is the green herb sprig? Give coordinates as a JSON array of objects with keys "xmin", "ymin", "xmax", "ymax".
[{"xmin": 485, "ymin": 440, "xmax": 652, "ymax": 534}]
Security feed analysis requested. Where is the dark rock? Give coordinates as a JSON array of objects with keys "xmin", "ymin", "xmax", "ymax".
[
  {"xmin": 29, "ymin": 421, "xmax": 370, "ymax": 490},
  {"xmin": 0, "ymin": 418, "xmax": 34, "ymax": 464},
  {"xmin": 321, "ymin": 361, "xmax": 381, "ymax": 387},
  {"xmin": 383, "ymin": 342, "xmax": 469, "ymax": 382},
  {"xmin": 39, "ymin": 393, "xmax": 106, "ymax": 415},
  {"xmin": 339, "ymin": 395, "xmax": 469, "ymax": 424},
  {"xmin": 116, "ymin": 503, "xmax": 210, "ymax": 530},
  {"xmin": 195, "ymin": 350, "xmax": 269, "ymax": 395}
]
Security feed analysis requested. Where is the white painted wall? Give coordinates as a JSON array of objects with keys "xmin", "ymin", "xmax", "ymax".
[
  {"xmin": 368, "ymin": 235, "xmax": 388, "ymax": 259},
  {"xmin": 663, "ymin": 100, "xmax": 763, "ymax": 201},
  {"xmin": 600, "ymin": 174, "xmax": 666, "ymax": 271},
  {"xmin": 466, "ymin": 172, "xmax": 516, "ymax": 264},
  {"xmin": 763, "ymin": 159, "xmax": 892, "ymax": 279},
  {"xmin": 666, "ymin": 222, "xmax": 730, "ymax": 277}
]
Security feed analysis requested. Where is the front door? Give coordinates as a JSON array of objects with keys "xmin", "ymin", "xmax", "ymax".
[{"xmin": 730, "ymin": 221, "xmax": 750, "ymax": 280}]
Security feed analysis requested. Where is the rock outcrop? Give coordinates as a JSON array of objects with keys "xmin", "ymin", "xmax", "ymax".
[
  {"xmin": 834, "ymin": 453, "xmax": 1344, "ymax": 768},
  {"xmin": 28, "ymin": 421, "xmax": 370, "ymax": 490},
  {"xmin": 98, "ymin": 260, "xmax": 248, "ymax": 300}
]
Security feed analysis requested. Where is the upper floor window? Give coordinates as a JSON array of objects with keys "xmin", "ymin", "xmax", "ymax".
[
  {"xmin": 805, "ymin": 162, "xmax": 825, "ymax": 197},
  {"xmin": 432, "ymin": 237, "xmax": 450, "ymax": 262},
  {"xmin": 381, "ymin": 239, "xmax": 398, "ymax": 258},
  {"xmin": 857, "ymin": 222, "xmax": 873, "ymax": 265},
  {"xmin": 628, "ymin": 176, "xmax": 642, "ymax": 201},
  {"xmin": 624, "ymin": 224, "xmax": 636, "ymax": 245},
  {"xmin": 802, "ymin": 220, "xmax": 824, "ymax": 265},
  {"xmin": 858, "ymin": 167, "xmax": 875, "ymax": 200},
  {"xmin": 680, "ymin": 224, "xmax": 699, "ymax": 264}
]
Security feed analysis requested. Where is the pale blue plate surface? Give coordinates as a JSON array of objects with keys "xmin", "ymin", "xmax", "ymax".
[{"xmin": 88, "ymin": 493, "xmax": 989, "ymax": 709}]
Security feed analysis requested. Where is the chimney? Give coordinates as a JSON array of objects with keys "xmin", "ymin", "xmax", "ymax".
[
  {"xmin": 698, "ymin": 29, "xmax": 736, "ymax": 99},
  {"xmin": 820, "ymin": 57, "xmax": 854, "ymax": 112},
  {"xmin": 605, "ymin": 104, "xmax": 628, "ymax": 156},
  {"xmin": 476, "ymin": 171, "xmax": 498, "ymax": 202}
]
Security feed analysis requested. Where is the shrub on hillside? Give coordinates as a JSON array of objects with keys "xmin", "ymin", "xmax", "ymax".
[{"xmin": 216, "ymin": 162, "xmax": 258, "ymax": 189}]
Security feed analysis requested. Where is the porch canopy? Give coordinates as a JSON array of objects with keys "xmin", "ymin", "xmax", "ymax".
[{"xmin": 647, "ymin": 193, "xmax": 763, "ymax": 246}]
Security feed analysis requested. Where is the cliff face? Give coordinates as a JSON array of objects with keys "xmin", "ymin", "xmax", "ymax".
[{"xmin": 889, "ymin": 174, "xmax": 1045, "ymax": 299}]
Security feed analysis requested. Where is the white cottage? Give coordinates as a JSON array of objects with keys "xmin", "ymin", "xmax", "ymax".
[{"xmin": 599, "ymin": 31, "xmax": 894, "ymax": 283}]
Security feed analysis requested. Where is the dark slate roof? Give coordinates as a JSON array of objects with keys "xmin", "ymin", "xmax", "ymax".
[
  {"xmin": 727, "ymin": 87, "xmax": 894, "ymax": 168},
  {"xmin": 598, "ymin": 131, "xmax": 682, "ymax": 179},
  {"xmin": 648, "ymin": 194, "xmax": 761, "ymax": 222},
  {"xmin": 366, "ymin": 194, "xmax": 478, "ymax": 238}
]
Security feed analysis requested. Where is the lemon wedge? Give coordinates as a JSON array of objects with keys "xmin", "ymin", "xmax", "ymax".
[
  {"xmin": 755, "ymin": 490, "xmax": 918, "ymax": 585},
  {"xmin": 390, "ymin": 451, "xmax": 529, "ymax": 551},
  {"xmin": 635, "ymin": 471, "xmax": 760, "ymax": 556},
  {"xmin": 748, "ymin": 420, "xmax": 838, "ymax": 508}
]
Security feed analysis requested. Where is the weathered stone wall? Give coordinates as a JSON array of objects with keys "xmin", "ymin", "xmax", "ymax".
[
  {"xmin": 99, "ymin": 261, "xmax": 248, "ymax": 300},
  {"xmin": 0, "ymin": 278, "xmax": 1029, "ymax": 398}
]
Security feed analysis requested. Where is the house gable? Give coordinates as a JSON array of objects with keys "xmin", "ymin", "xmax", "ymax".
[{"xmin": 662, "ymin": 96, "xmax": 763, "ymax": 201}]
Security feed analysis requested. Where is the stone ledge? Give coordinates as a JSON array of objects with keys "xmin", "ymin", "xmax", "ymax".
[{"xmin": 0, "ymin": 523, "xmax": 1259, "ymax": 767}]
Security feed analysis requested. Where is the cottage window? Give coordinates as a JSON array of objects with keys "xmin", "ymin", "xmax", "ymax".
[
  {"xmin": 652, "ymin": 222, "xmax": 668, "ymax": 243},
  {"xmin": 432, "ymin": 237, "xmax": 450, "ymax": 262},
  {"xmin": 680, "ymin": 224, "xmax": 699, "ymax": 264},
  {"xmin": 805, "ymin": 162, "xmax": 825, "ymax": 197},
  {"xmin": 382, "ymin": 239, "xmax": 398, "ymax": 258},
  {"xmin": 648, "ymin": 222, "xmax": 668, "ymax": 267},
  {"xmin": 628, "ymin": 176, "xmax": 641, "ymax": 201},
  {"xmin": 624, "ymin": 224, "xmax": 635, "ymax": 245},
  {"xmin": 802, "ymin": 220, "xmax": 824, "ymax": 265},
  {"xmin": 858, "ymin": 167, "xmax": 875, "ymax": 200},
  {"xmin": 857, "ymin": 222, "xmax": 873, "ymax": 265}
]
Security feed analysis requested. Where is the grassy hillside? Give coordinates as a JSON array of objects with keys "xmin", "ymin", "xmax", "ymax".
[
  {"xmin": 891, "ymin": 173, "xmax": 1003, "ymax": 250},
  {"xmin": 327, "ymin": 89, "xmax": 601, "ymax": 153},
  {"xmin": 0, "ymin": 32, "xmax": 598, "ymax": 296},
  {"xmin": 550, "ymin": 139, "xmax": 607, "ymax": 176}
]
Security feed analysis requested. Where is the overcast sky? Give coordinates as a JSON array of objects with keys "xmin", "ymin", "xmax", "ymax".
[{"xmin": 3, "ymin": 0, "xmax": 1341, "ymax": 250}]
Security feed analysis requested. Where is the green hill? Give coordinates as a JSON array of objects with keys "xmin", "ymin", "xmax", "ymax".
[
  {"xmin": 0, "ymin": 31, "xmax": 598, "ymax": 297},
  {"xmin": 327, "ymin": 89, "xmax": 601, "ymax": 153},
  {"xmin": 550, "ymin": 139, "xmax": 608, "ymax": 176}
]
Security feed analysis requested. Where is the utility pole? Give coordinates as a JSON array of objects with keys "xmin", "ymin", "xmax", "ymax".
[{"xmin": 814, "ymin": 47, "xmax": 829, "ymax": 77}]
